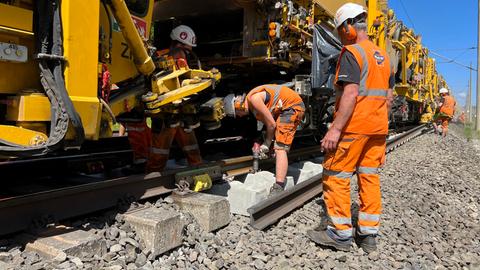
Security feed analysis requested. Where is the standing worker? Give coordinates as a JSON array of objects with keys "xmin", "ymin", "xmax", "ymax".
[
  {"xmin": 147, "ymin": 25, "xmax": 202, "ymax": 172},
  {"xmin": 433, "ymin": 88, "xmax": 456, "ymax": 137},
  {"xmin": 224, "ymin": 84, "xmax": 305, "ymax": 194},
  {"xmin": 306, "ymin": 3, "xmax": 394, "ymax": 252}
]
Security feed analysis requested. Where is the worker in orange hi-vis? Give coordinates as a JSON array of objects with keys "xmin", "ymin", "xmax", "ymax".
[
  {"xmin": 124, "ymin": 122, "xmax": 151, "ymax": 166},
  {"xmin": 306, "ymin": 3, "xmax": 394, "ymax": 253},
  {"xmin": 147, "ymin": 25, "xmax": 202, "ymax": 172},
  {"xmin": 224, "ymin": 84, "xmax": 305, "ymax": 195},
  {"xmin": 433, "ymin": 88, "xmax": 456, "ymax": 138}
]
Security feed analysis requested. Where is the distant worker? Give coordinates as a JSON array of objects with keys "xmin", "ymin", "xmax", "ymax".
[
  {"xmin": 224, "ymin": 84, "xmax": 305, "ymax": 194},
  {"xmin": 147, "ymin": 25, "xmax": 202, "ymax": 172},
  {"xmin": 433, "ymin": 88, "xmax": 456, "ymax": 137},
  {"xmin": 306, "ymin": 3, "xmax": 394, "ymax": 253}
]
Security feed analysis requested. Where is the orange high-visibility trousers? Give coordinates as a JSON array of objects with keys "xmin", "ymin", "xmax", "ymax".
[
  {"xmin": 322, "ymin": 134, "xmax": 386, "ymax": 240},
  {"xmin": 147, "ymin": 127, "xmax": 202, "ymax": 172},
  {"xmin": 125, "ymin": 122, "xmax": 151, "ymax": 164}
]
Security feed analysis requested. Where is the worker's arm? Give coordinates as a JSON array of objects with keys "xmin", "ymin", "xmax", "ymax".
[
  {"xmin": 321, "ymin": 83, "xmax": 358, "ymax": 152},
  {"xmin": 248, "ymin": 93, "xmax": 276, "ymax": 146}
]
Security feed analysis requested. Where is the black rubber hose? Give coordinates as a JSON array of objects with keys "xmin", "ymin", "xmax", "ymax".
[
  {"xmin": 0, "ymin": 0, "xmax": 83, "ymax": 157},
  {"xmin": 52, "ymin": 0, "xmax": 85, "ymax": 147}
]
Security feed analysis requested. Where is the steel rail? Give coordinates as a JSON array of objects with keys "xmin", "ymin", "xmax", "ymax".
[
  {"xmin": 248, "ymin": 124, "xmax": 430, "ymax": 230},
  {"xmin": 0, "ymin": 146, "xmax": 322, "ymax": 236},
  {"xmin": 0, "ymin": 125, "xmax": 428, "ymax": 236}
]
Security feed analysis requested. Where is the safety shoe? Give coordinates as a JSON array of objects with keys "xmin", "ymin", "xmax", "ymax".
[
  {"xmin": 306, "ymin": 229, "xmax": 351, "ymax": 252},
  {"xmin": 356, "ymin": 234, "xmax": 377, "ymax": 253},
  {"xmin": 269, "ymin": 183, "xmax": 284, "ymax": 197}
]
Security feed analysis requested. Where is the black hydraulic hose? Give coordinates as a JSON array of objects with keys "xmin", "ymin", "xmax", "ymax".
[
  {"xmin": 51, "ymin": 0, "xmax": 84, "ymax": 147},
  {"xmin": 0, "ymin": 0, "xmax": 84, "ymax": 157}
]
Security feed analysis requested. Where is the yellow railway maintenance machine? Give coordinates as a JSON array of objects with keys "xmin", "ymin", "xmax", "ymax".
[{"xmin": 0, "ymin": 0, "xmax": 221, "ymax": 158}]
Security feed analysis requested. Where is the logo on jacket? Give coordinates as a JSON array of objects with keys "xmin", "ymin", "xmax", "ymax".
[{"xmin": 373, "ymin": 51, "xmax": 385, "ymax": 66}]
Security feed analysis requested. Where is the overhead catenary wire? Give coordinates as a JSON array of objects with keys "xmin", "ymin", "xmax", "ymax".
[
  {"xmin": 430, "ymin": 50, "xmax": 478, "ymax": 71},
  {"xmin": 397, "ymin": 0, "xmax": 416, "ymax": 29}
]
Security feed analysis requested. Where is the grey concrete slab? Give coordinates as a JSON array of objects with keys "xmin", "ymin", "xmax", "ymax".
[
  {"xmin": 21, "ymin": 228, "xmax": 107, "ymax": 260},
  {"xmin": 124, "ymin": 207, "xmax": 183, "ymax": 257},
  {"xmin": 171, "ymin": 192, "xmax": 230, "ymax": 232}
]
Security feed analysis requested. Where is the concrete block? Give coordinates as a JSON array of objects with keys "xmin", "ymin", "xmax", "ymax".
[
  {"xmin": 22, "ymin": 228, "xmax": 107, "ymax": 259},
  {"xmin": 124, "ymin": 207, "xmax": 183, "ymax": 256},
  {"xmin": 0, "ymin": 261, "xmax": 13, "ymax": 270},
  {"xmin": 171, "ymin": 192, "xmax": 230, "ymax": 232},
  {"xmin": 226, "ymin": 180, "xmax": 267, "ymax": 216},
  {"xmin": 208, "ymin": 171, "xmax": 297, "ymax": 216},
  {"xmin": 288, "ymin": 161, "xmax": 323, "ymax": 184}
]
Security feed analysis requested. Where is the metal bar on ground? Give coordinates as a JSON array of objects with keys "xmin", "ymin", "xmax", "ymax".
[
  {"xmin": 0, "ymin": 173, "xmax": 175, "ymax": 235},
  {"xmin": 247, "ymin": 174, "xmax": 323, "ymax": 230}
]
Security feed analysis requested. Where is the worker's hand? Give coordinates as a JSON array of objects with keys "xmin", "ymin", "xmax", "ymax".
[
  {"xmin": 258, "ymin": 144, "xmax": 270, "ymax": 160},
  {"xmin": 321, "ymin": 127, "xmax": 341, "ymax": 153}
]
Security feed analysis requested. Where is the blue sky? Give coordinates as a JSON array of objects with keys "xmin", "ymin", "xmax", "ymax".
[{"xmin": 388, "ymin": 0, "xmax": 478, "ymax": 107}]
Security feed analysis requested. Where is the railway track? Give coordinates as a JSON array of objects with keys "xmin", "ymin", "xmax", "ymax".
[
  {"xmin": 0, "ymin": 125, "xmax": 429, "ymax": 236},
  {"xmin": 247, "ymin": 124, "xmax": 430, "ymax": 229}
]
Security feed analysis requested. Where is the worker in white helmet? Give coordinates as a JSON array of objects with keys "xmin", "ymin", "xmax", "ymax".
[
  {"xmin": 433, "ymin": 88, "xmax": 456, "ymax": 138},
  {"xmin": 307, "ymin": 3, "xmax": 394, "ymax": 253},
  {"xmin": 168, "ymin": 25, "xmax": 201, "ymax": 69},
  {"xmin": 146, "ymin": 25, "xmax": 203, "ymax": 172}
]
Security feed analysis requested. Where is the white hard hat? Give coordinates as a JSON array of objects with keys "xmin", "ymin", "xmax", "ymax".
[
  {"xmin": 334, "ymin": 3, "xmax": 367, "ymax": 29},
  {"xmin": 439, "ymin": 88, "xmax": 449, "ymax": 94},
  {"xmin": 223, "ymin": 94, "xmax": 236, "ymax": 118},
  {"xmin": 170, "ymin": 25, "xmax": 197, "ymax": 47}
]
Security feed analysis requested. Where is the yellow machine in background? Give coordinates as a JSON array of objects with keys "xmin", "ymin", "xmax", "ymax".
[
  {"xmin": 0, "ymin": 0, "xmax": 221, "ymax": 158},
  {"xmin": 366, "ymin": 1, "xmax": 445, "ymax": 123},
  {"xmin": 0, "ymin": 0, "xmax": 446, "ymax": 158}
]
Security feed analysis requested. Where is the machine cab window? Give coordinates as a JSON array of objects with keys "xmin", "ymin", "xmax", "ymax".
[{"xmin": 125, "ymin": 0, "xmax": 149, "ymax": 17}]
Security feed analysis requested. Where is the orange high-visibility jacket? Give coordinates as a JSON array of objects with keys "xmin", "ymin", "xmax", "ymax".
[
  {"xmin": 440, "ymin": 96, "xmax": 456, "ymax": 117},
  {"xmin": 335, "ymin": 40, "xmax": 392, "ymax": 135},
  {"xmin": 246, "ymin": 84, "xmax": 304, "ymax": 120}
]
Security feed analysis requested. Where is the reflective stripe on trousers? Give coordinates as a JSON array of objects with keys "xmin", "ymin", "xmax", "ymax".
[
  {"xmin": 147, "ymin": 126, "xmax": 202, "ymax": 172},
  {"xmin": 322, "ymin": 134, "xmax": 384, "ymax": 239},
  {"xmin": 125, "ymin": 122, "xmax": 151, "ymax": 163}
]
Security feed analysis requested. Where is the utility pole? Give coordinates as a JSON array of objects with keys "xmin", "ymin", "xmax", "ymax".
[
  {"xmin": 476, "ymin": 0, "xmax": 480, "ymax": 130},
  {"xmin": 468, "ymin": 62, "xmax": 472, "ymax": 122}
]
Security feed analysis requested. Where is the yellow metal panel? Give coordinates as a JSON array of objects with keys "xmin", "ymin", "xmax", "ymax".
[
  {"xmin": 6, "ymin": 94, "xmax": 51, "ymax": 121},
  {"xmin": 104, "ymin": 0, "xmax": 155, "ymax": 83},
  {"xmin": 62, "ymin": 0, "xmax": 102, "ymax": 139},
  {"xmin": 0, "ymin": 125, "xmax": 47, "ymax": 147},
  {"xmin": 0, "ymin": 33, "xmax": 40, "ymax": 94},
  {"xmin": 0, "ymin": 4, "xmax": 33, "ymax": 32},
  {"xmin": 69, "ymin": 96, "xmax": 103, "ymax": 140}
]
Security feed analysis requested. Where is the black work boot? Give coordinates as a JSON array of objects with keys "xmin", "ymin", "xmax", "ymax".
[
  {"xmin": 306, "ymin": 229, "xmax": 351, "ymax": 252},
  {"xmin": 356, "ymin": 234, "xmax": 377, "ymax": 253}
]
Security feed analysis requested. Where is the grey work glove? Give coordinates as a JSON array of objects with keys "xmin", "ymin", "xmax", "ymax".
[{"xmin": 258, "ymin": 144, "xmax": 270, "ymax": 160}]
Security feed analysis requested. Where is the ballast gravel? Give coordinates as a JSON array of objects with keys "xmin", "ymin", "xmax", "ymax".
[{"xmin": 0, "ymin": 127, "xmax": 479, "ymax": 269}]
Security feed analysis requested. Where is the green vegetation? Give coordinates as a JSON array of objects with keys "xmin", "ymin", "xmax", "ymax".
[{"xmin": 463, "ymin": 122, "xmax": 480, "ymax": 140}]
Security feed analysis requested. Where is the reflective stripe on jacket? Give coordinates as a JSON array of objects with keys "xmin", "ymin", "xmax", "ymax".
[
  {"xmin": 246, "ymin": 84, "xmax": 305, "ymax": 120},
  {"xmin": 440, "ymin": 96, "xmax": 456, "ymax": 117},
  {"xmin": 335, "ymin": 40, "xmax": 391, "ymax": 135}
]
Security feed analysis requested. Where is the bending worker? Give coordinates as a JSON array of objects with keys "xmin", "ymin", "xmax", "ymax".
[
  {"xmin": 224, "ymin": 84, "xmax": 305, "ymax": 194},
  {"xmin": 433, "ymin": 88, "xmax": 456, "ymax": 138},
  {"xmin": 147, "ymin": 25, "xmax": 202, "ymax": 172},
  {"xmin": 306, "ymin": 3, "xmax": 394, "ymax": 253}
]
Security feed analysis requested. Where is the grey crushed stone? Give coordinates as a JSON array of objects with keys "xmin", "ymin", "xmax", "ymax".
[{"xmin": 1, "ymin": 128, "xmax": 478, "ymax": 269}]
